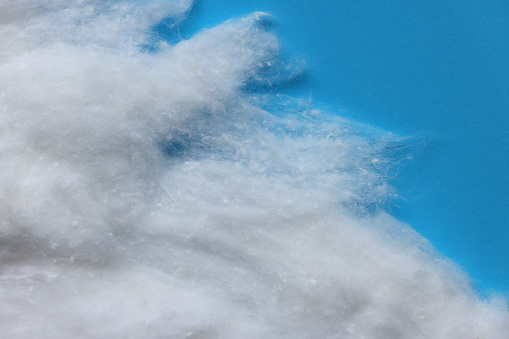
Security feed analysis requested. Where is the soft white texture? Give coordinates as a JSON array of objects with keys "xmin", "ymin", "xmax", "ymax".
[{"xmin": 0, "ymin": 1, "xmax": 508, "ymax": 338}]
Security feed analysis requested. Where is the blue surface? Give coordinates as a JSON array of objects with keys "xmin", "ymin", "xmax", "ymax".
[{"xmin": 171, "ymin": 0, "xmax": 509, "ymax": 293}]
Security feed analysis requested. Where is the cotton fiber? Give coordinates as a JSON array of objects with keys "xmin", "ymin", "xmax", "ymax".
[{"xmin": 0, "ymin": 1, "xmax": 508, "ymax": 338}]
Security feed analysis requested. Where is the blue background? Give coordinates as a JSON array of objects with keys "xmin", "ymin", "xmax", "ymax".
[{"xmin": 172, "ymin": 0, "xmax": 509, "ymax": 294}]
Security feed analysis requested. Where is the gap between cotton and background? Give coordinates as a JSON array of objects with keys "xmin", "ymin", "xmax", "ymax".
[{"xmin": 0, "ymin": 1, "xmax": 508, "ymax": 338}]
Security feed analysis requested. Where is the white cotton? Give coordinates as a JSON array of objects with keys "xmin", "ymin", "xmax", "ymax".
[{"xmin": 0, "ymin": 1, "xmax": 508, "ymax": 338}]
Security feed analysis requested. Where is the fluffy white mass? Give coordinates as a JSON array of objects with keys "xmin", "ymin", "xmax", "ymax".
[{"xmin": 0, "ymin": 0, "xmax": 508, "ymax": 338}]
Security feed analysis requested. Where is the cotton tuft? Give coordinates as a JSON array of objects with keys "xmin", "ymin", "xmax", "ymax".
[{"xmin": 0, "ymin": 1, "xmax": 508, "ymax": 338}]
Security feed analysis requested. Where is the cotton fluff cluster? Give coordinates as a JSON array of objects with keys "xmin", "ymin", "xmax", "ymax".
[{"xmin": 0, "ymin": 1, "xmax": 508, "ymax": 338}]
